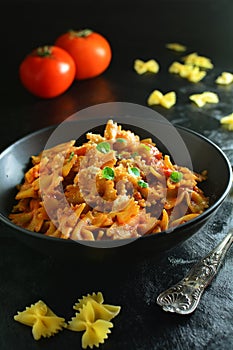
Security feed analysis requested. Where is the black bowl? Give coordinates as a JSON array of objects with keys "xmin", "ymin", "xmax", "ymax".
[{"xmin": 0, "ymin": 120, "xmax": 232, "ymax": 261}]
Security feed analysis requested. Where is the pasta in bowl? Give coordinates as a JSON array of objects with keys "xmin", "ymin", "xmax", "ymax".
[
  {"xmin": 0, "ymin": 119, "xmax": 232, "ymax": 259},
  {"xmin": 8, "ymin": 120, "xmax": 209, "ymax": 241}
]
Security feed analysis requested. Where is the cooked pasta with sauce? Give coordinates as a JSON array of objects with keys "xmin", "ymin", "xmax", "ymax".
[{"xmin": 9, "ymin": 120, "xmax": 209, "ymax": 240}]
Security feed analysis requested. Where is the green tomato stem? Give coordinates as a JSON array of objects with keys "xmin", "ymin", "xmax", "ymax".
[
  {"xmin": 36, "ymin": 46, "xmax": 52, "ymax": 57},
  {"xmin": 69, "ymin": 29, "xmax": 93, "ymax": 37}
]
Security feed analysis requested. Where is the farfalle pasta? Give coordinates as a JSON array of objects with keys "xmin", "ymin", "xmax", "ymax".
[
  {"xmin": 169, "ymin": 61, "xmax": 206, "ymax": 83},
  {"xmin": 220, "ymin": 112, "xmax": 233, "ymax": 131},
  {"xmin": 134, "ymin": 59, "xmax": 159, "ymax": 74},
  {"xmin": 68, "ymin": 292, "xmax": 121, "ymax": 349},
  {"xmin": 189, "ymin": 91, "xmax": 219, "ymax": 107},
  {"xmin": 9, "ymin": 120, "xmax": 209, "ymax": 240},
  {"xmin": 182, "ymin": 52, "xmax": 214, "ymax": 69},
  {"xmin": 14, "ymin": 300, "xmax": 66, "ymax": 340},
  {"xmin": 215, "ymin": 72, "xmax": 233, "ymax": 85},
  {"xmin": 166, "ymin": 42, "xmax": 187, "ymax": 52},
  {"xmin": 147, "ymin": 89, "xmax": 176, "ymax": 109},
  {"xmin": 13, "ymin": 292, "xmax": 121, "ymax": 348}
]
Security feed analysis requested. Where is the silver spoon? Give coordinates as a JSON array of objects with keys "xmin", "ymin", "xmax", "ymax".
[{"xmin": 157, "ymin": 229, "xmax": 233, "ymax": 314}]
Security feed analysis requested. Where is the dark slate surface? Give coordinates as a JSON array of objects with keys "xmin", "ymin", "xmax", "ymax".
[{"xmin": 0, "ymin": 0, "xmax": 233, "ymax": 349}]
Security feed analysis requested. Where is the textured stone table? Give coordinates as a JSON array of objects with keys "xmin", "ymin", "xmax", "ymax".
[{"xmin": 0, "ymin": 0, "xmax": 233, "ymax": 349}]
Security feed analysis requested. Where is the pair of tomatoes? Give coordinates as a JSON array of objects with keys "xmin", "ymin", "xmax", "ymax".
[{"xmin": 19, "ymin": 29, "xmax": 112, "ymax": 98}]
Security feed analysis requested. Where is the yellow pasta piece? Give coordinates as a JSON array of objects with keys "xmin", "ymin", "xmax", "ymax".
[
  {"xmin": 62, "ymin": 153, "xmax": 77, "ymax": 177},
  {"xmin": 182, "ymin": 52, "xmax": 214, "ymax": 69},
  {"xmin": 134, "ymin": 59, "xmax": 159, "ymax": 74},
  {"xmin": 84, "ymin": 299, "xmax": 121, "ymax": 322},
  {"xmin": 9, "ymin": 211, "xmax": 33, "ymax": 226},
  {"xmin": 160, "ymin": 209, "xmax": 169, "ymax": 231},
  {"xmin": 73, "ymin": 292, "xmax": 121, "ymax": 320},
  {"xmin": 74, "ymin": 292, "xmax": 104, "ymax": 310},
  {"xmin": 166, "ymin": 42, "xmax": 187, "ymax": 52},
  {"xmin": 220, "ymin": 112, "xmax": 233, "ymax": 131},
  {"xmin": 147, "ymin": 90, "xmax": 176, "ymax": 109},
  {"xmin": 169, "ymin": 61, "xmax": 206, "ymax": 82},
  {"xmin": 163, "ymin": 155, "xmax": 175, "ymax": 170},
  {"xmin": 15, "ymin": 183, "xmax": 37, "ymax": 200},
  {"xmin": 147, "ymin": 89, "xmax": 163, "ymax": 105},
  {"xmin": 189, "ymin": 91, "xmax": 219, "ymax": 107},
  {"xmin": 169, "ymin": 61, "xmax": 185, "ymax": 74},
  {"xmin": 69, "ymin": 302, "xmax": 113, "ymax": 349},
  {"xmin": 187, "ymin": 67, "xmax": 207, "ymax": 83},
  {"xmin": 68, "ymin": 292, "xmax": 121, "ymax": 349},
  {"xmin": 215, "ymin": 72, "xmax": 233, "ymax": 85},
  {"xmin": 14, "ymin": 300, "xmax": 66, "ymax": 340},
  {"xmin": 25, "ymin": 164, "xmax": 40, "ymax": 183},
  {"xmin": 170, "ymin": 213, "xmax": 200, "ymax": 227},
  {"xmin": 115, "ymin": 198, "xmax": 140, "ymax": 224}
]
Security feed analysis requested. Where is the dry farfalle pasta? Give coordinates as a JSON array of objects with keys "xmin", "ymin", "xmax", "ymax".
[
  {"xmin": 189, "ymin": 91, "xmax": 219, "ymax": 107},
  {"xmin": 14, "ymin": 300, "xmax": 66, "ymax": 340},
  {"xmin": 166, "ymin": 42, "xmax": 187, "ymax": 52},
  {"xmin": 134, "ymin": 59, "xmax": 159, "ymax": 74},
  {"xmin": 182, "ymin": 52, "xmax": 214, "ymax": 69},
  {"xmin": 220, "ymin": 112, "xmax": 233, "ymax": 131},
  {"xmin": 147, "ymin": 89, "xmax": 176, "ymax": 109},
  {"xmin": 68, "ymin": 292, "xmax": 121, "ymax": 349},
  {"xmin": 73, "ymin": 292, "xmax": 104, "ymax": 310},
  {"xmin": 215, "ymin": 72, "xmax": 233, "ymax": 85},
  {"xmin": 169, "ymin": 61, "xmax": 206, "ymax": 83}
]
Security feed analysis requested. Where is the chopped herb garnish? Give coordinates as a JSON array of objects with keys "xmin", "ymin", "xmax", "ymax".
[
  {"xmin": 170, "ymin": 171, "xmax": 183, "ymax": 183},
  {"xmin": 137, "ymin": 179, "xmax": 149, "ymax": 188},
  {"xmin": 128, "ymin": 166, "xmax": 140, "ymax": 177},
  {"xmin": 102, "ymin": 167, "xmax": 115, "ymax": 180},
  {"xmin": 96, "ymin": 142, "xmax": 111, "ymax": 154},
  {"xmin": 116, "ymin": 138, "xmax": 127, "ymax": 144},
  {"xmin": 141, "ymin": 144, "xmax": 151, "ymax": 151},
  {"xmin": 68, "ymin": 151, "xmax": 74, "ymax": 161}
]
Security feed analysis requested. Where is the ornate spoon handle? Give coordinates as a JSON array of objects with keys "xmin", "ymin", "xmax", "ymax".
[{"xmin": 157, "ymin": 230, "xmax": 233, "ymax": 314}]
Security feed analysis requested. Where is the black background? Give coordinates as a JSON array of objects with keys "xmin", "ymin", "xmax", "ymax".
[{"xmin": 0, "ymin": 1, "xmax": 233, "ymax": 349}]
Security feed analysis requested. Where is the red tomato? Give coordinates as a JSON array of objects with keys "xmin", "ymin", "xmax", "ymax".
[
  {"xmin": 19, "ymin": 46, "xmax": 76, "ymax": 98},
  {"xmin": 55, "ymin": 29, "xmax": 112, "ymax": 80}
]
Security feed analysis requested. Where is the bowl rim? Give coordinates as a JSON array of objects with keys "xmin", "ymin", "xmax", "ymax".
[{"xmin": 0, "ymin": 123, "xmax": 232, "ymax": 246}]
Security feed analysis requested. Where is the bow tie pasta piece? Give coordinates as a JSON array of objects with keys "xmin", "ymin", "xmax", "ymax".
[
  {"xmin": 220, "ymin": 113, "xmax": 233, "ymax": 131},
  {"xmin": 189, "ymin": 91, "xmax": 219, "ymax": 107},
  {"xmin": 147, "ymin": 90, "xmax": 176, "ymax": 109},
  {"xmin": 186, "ymin": 66, "xmax": 207, "ymax": 83},
  {"xmin": 169, "ymin": 61, "xmax": 206, "ymax": 83},
  {"xmin": 82, "ymin": 319, "xmax": 113, "ymax": 349},
  {"xmin": 14, "ymin": 300, "xmax": 66, "ymax": 340},
  {"xmin": 69, "ymin": 292, "xmax": 121, "ymax": 349},
  {"xmin": 68, "ymin": 301, "xmax": 114, "ymax": 349},
  {"xmin": 215, "ymin": 72, "xmax": 233, "ymax": 85},
  {"xmin": 166, "ymin": 42, "xmax": 187, "ymax": 52},
  {"xmin": 182, "ymin": 52, "xmax": 214, "ymax": 69},
  {"xmin": 134, "ymin": 59, "xmax": 159, "ymax": 74},
  {"xmin": 87, "ymin": 299, "xmax": 121, "ymax": 321},
  {"xmin": 74, "ymin": 292, "xmax": 104, "ymax": 310},
  {"xmin": 73, "ymin": 292, "xmax": 121, "ymax": 321}
]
